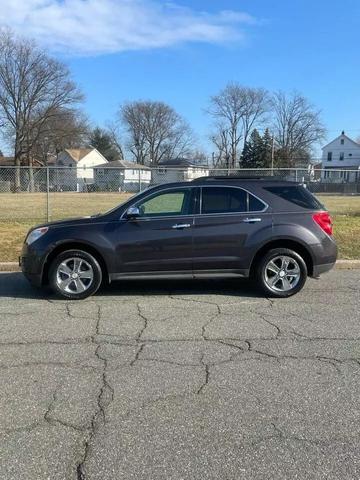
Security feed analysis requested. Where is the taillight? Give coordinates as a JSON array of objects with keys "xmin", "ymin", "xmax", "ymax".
[{"xmin": 313, "ymin": 211, "xmax": 333, "ymax": 236}]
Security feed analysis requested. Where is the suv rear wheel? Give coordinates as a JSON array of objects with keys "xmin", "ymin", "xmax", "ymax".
[
  {"xmin": 49, "ymin": 249, "xmax": 103, "ymax": 300},
  {"xmin": 255, "ymin": 248, "xmax": 307, "ymax": 298}
]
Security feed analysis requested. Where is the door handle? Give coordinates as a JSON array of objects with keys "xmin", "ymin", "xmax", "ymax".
[
  {"xmin": 172, "ymin": 223, "xmax": 191, "ymax": 229},
  {"xmin": 242, "ymin": 218, "xmax": 262, "ymax": 223}
]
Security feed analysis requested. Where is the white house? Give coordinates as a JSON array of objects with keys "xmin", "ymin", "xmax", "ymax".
[
  {"xmin": 321, "ymin": 131, "xmax": 360, "ymax": 182},
  {"xmin": 94, "ymin": 160, "xmax": 151, "ymax": 192},
  {"xmin": 152, "ymin": 159, "xmax": 209, "ymax": 185},
  {"xmin": 55, "ymin": 148, "xmax": 109, "ymax": 191}
]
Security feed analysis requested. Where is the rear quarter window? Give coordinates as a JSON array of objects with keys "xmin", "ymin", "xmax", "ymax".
[{"xmin": 264, "ymin": 185, "xmax": 324, "ymax": 210}]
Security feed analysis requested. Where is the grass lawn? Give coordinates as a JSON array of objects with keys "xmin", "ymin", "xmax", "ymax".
[
  {"xmin": 318, "ymin": 195, "xmax": 360, "ymax": 260},
  {"xmin": 0, "ymin": 192, "xmax": 133, "ymax": 262},
  {"xmin": 0, "ymin": 192, "xmax": 359, "ymax": 262}
]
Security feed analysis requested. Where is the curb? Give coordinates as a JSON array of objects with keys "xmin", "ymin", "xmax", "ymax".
[
  {"xmin": 0, "ymin": 262, "xmax": 21, "ymax": 272},
  {"xmin": 335, "ymin": 259, "xmax": 360, "ymax": 270},
  {"xmin": 0, "ymin": 260, "xmax": 360, "ymax": 273}
]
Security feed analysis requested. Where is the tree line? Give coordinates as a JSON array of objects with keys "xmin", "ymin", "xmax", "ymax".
[{"xmin": 0, "ymin": 29, "xmax": 326, "ymax": 190}]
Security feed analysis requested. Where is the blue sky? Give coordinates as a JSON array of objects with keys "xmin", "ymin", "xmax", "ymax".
[{"xmin": 2, "ymin": 0, "xmax": 360, "ymax": 155}]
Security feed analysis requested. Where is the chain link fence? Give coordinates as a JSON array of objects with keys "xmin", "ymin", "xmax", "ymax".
[{"xmin": 0, "ymin": 165, "xmax": 359, "ymax": 224}]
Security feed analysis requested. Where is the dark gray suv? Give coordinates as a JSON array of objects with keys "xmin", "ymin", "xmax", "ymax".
[{"xmin": 20, "ymin": 177, "xmax": 337, "ymax": 299}]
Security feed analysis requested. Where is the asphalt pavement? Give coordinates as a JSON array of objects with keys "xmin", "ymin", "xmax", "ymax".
[{"xmin": 0, "ymin": 270, "xmax": 360, "ymax": 479}]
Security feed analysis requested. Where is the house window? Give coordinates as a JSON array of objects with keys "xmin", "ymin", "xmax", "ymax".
[
  {"xmin": 341, "ymin": 139, "xmax": 344, "ymax": 145},
  {"xmin": 158, "ymin": 168, "xmax": 167, "ymax": 174},
  {"xmin": 339, "ymin": 152, "xmax": 344, "ymax": 161},
  {"xmin": 327, "ymin": 152, "xmax": 332, "ymax": 161}
]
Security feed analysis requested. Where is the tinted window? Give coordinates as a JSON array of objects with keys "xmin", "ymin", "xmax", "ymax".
[
  {"xmin": 249, "ymin": 194, "xmax": 266, "ymax": 212},
  {"xmin": 201, "ymin": 187, "xmax": 247, "ymax": 214},
  {"xmin": 264, "ymin": 186, "xmax": 324, "ymax": 210},
  {"xmin": 137, "ymin": 189, "xmax": 192, "ymax": 217}
]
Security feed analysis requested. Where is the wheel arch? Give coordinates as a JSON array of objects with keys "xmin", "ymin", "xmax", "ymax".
[
  {"xmin": 42, "ymin": 242, "xmax": 109, "ymax": 285},
  {"xmin": 250, "ymin": 239, "xmax": 314, "ymax": 277}
]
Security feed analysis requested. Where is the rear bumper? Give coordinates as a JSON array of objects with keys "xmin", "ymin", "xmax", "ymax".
[
  {"xmin": 310, "ymin": 235, "xmax": 338, "ymax": 278},
  {"xmin": 312, "ymin": 262, "xmax": 336, "ymax": 277}
]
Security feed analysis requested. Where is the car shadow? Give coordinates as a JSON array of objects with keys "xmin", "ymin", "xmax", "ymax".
[{"xmin": 0, "ymin": 272, "xmax": 264, "ymax": 300}]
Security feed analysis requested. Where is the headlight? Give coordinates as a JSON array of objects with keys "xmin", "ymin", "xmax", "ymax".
[{"xmin": 26, "ymin": 227, "xmax": 49, "ymax": 245}]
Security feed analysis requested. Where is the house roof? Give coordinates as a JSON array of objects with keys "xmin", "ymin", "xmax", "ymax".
[
  {"xmin": 322, "ymin": 132, "xmax": 360, "ymax": 150},
  {"xmin": 0, "ymin": 156, "xmax": 15, "ymax": 166},
  {"xmin": 65, "ymin": 148, "xmax": 94, "ymax": 162},
  {"xmin": 95, "ymin": 160, "xmax": 151, "ymax": 170},
  {"xmin": 158, "ymin": 158, "xmax": 207, "ymax": 168}
]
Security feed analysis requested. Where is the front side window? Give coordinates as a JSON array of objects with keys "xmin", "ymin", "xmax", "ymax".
[{"xmin": 136, "ymin": 189, "xmax": 192, "ymax": 218}]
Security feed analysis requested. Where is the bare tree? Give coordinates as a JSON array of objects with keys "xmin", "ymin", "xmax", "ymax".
[
  {"xmin": 119, "ymin": 100, "xmax": 193, "ymax": 165},
  {"xmin": 31, "ymin": 109, "xmax": 89, "ymax": 165},
  {"xmin": 208, "ymin": 83, "xmax": 269, "ymax": 168},
  {"xmin": 0, "ymin": 29, "xmax": 83, "ymax": 190},
  {"xmin": 106, "ymin": 121, "xmax": 124, "ymax": 160},
  {"xmin": 241, "ymin": 88, "xmax": 269, "ymax": 146},
  {"xmin": 210, "ymin": 123, "xmax": 231, "ymax": 168},
  {"xmin": 271, "ymin": 91, "xmax": 326, "ymax": 167}
]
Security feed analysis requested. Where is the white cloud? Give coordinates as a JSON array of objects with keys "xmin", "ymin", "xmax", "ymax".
[{"xmin": 0, "ymin": 0, "xmax": 257, "ymax": 56}]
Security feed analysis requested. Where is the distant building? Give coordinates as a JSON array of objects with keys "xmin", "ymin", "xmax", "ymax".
[
  {"xmin": 0, "ymin": 156, "xmax": 15, "ymax": 166},
  {"xmin": 94, "ymin": 160, "xmax": 151, "ymax": 192},
  {"xmin": 321, "ymin": 131, "xmax": 360, "ymax": 182},
  {"xmin": 152, "ymin": 158, "xmax": 209, "ymax": 185},
  {"xmin": 55, "ymin": 148, "xmax": 108, "ymax": 191}
]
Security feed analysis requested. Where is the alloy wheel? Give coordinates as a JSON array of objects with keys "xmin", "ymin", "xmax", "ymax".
[
  {"xmin": 264, "ymin": 255, "xmax": 301, "ymax": 293},
  {"xmin": 56, "ymin": 257, "xmax": 94, "ymax": 294}
]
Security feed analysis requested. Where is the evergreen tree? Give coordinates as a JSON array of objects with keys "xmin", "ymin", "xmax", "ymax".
[
  {"xmin": 89, "ymin": 127, "xmax": 121, "ymax": 162},
  {"xmin": 241, "ymin": 129, "xmax": 264, "ymax": 168}
]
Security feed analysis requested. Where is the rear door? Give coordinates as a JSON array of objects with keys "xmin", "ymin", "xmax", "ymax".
[{"xmin": 193, "ymin": 186, "xmax": 272, "ymax": 275}]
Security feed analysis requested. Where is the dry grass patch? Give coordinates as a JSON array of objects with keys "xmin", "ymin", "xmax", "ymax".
[{"xmin": 0, "ymin": 193, "xmax": 359, "ymax": 262}]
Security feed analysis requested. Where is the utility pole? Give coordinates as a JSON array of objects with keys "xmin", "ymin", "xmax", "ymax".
[{"xmin": 271, "ymin": 135, "xmax": 275, "ymax": 175}]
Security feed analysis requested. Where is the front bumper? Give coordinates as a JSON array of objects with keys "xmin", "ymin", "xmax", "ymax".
[{"xmin": 20, "ymin": 243, "xmax": 46, "ymax": 287}]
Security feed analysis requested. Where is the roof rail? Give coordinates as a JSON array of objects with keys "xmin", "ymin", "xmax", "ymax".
[{"xmin": 191, "ymin": 175, "xmax": 287, "ymax": 182}]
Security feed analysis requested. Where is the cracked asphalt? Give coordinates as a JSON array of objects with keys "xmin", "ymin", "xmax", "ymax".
[{"xmin": 0, "ymin": 270, "xmax": 360, "ymax": 479}]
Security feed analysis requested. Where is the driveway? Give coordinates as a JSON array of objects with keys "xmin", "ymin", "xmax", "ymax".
[{"xmin": 0, "ymin": 270, "xmax": 360, "ymax": 479}]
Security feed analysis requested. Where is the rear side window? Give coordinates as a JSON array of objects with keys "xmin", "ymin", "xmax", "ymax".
[
  {"xmin": 249, "ymin": 194, "xmax": 266, "ymax": 212},
  {"xmin": 202, "ymin": 187, "xmax": 247, "ymax": 214},
  {"xmin": 201, "ymin": 187, "xmax": 266, "ymax": 214},
  {"xmin": 264, "ymin": 186, "xmax": 324, "ymax": 210}
]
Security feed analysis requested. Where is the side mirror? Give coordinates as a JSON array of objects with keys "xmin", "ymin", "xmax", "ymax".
[{"xmin": 125, "ymin": 206, "xmax": 141, "ymax": 219}]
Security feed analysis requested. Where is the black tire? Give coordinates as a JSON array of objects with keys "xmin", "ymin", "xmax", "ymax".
[
  {"xmin": 255, "ymin": 248, "xmax": 308, "ymax": 298},
  {"xmin": 49, "ymin": 249, "xmax": 103, "ymax": 300}
]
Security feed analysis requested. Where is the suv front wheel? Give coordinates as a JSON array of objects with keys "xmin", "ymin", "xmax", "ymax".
[
  {"xmin": 49, "ymin": 249, "xmax": 103, "ymax": 300},
  {"xmin": 256, "ymin": 248, "xmax": 308, "ymax": 298}
]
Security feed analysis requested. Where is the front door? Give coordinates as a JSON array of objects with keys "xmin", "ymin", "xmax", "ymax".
[
  {"xmin": 193, "ymin": 186, "xmax": 271, "ymax": 275},
  {"xmin": 113, "ymin": 187, "xmax": 197, "ymax": 274}
]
